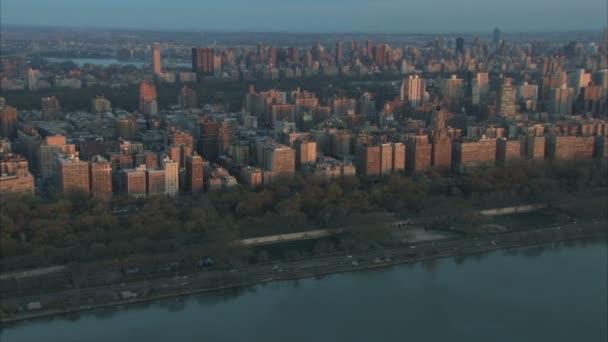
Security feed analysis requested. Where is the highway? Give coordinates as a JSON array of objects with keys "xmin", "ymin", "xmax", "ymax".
[{"xmin": 2, "ymin": 219, "xmax": 605, "ymax": 323}]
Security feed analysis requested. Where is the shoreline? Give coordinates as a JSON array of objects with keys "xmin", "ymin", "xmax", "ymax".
[{"xmin": 1, "ymin": 224, "xmax": 606, "ymax": 325}]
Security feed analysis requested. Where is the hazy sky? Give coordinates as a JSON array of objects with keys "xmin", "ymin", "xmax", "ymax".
[{"xmin": 2, "ymin": 0, "xmax": 607, "ymax": 33}]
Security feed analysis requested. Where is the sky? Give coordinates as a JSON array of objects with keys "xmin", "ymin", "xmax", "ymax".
[{"xmin": 1, "ymin": 0, "xmax": 607, "ymax": 33}]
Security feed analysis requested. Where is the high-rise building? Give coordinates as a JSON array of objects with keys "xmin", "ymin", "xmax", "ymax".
[
  {"xmin": 452, "ymin": 139, "xmax": 497, "ymax": 171},
  {"xmin": 392, "ymin": 143, "xmax": 406, "ymax": 173},
  {"xmin": 263, "ymin": 143, "xmax": 295, "ymax": 177},
  {"xmin": 407, "ymin": 134, "xmax": 432, "ymax": 173},
  {"xmin": 373, "ymin": 43, "xmax": 387, "ymax": 67},
  {"xmin": 116, "ymin": 119, "xmax": 136, "ymax": 139},
  {"xmin": 146, "ymin": 169, "xmax": 166, "ymax": 195},
  {"xmin": 366, "ymin": 39, "xmax": 373, "ymax": 58},
  {"xmin": 379, "ymin": 143, "xmax": 393, "ymax": 175},
  {"xmin": 400, "ymin": 75, "xmax": 426, "ymax": 108},
  {"xmin": 186, "ymin": 154, "xmax": 204, "ymax": 193},
  {"xmin": 356, "ymin": 145, "xmax": 381, "ymax": 176},
  {"xmin": 498, "ymin": 78, "xmax": 518, "ymax": 117},
  {"xmin": 0, "ymin": 106, "xmax": 18, "ymax": 139},
  {"xmin": 0, "ymin": 153, "xmax": 35, "ymax": 196},
  {"xmin": 493, "ymin": 28, "xmax": 502, "ymax": 46},
  {"xmin": 41, "ymin": 96, "xmax": 61, "ymax": 120},
  {"xmin": 89, "ymin": 155, "xmax": 112, "ymax": 199},
  {"xmin": 455, "ymin": 37, "xmax": 464, "ymax": 53},
  {"xmin": 56, "ymin": 155, "xmax": 90, "ymax": 195},
  {"xmin": 91, "ymin": 96, "xmax": 111, "ymax": 113},
  {"xmin": 546, "ymin": 136, "xmax": 594, "ymax": 161},
  {"xmin": 139, "ymin": 80, "xmax": 158, "ymax": 116},
  {"xmin": 335, "ymin": 40, "xmax": 344, "ymax": 64},
  {"xmin": 38, "ymin": 135, "xmax": 76, "ymax": 179},
  {"xmin": 288, "ymin": 47, "xmax": 299, "ymax": 63},
  {"xmin": 192, "ymin": 48, "xmax": 214, "ymax": 76},
  {"xmin": 295, "ymin": 139, "xmax": 317, "ymax": 168},
  {"xmin": 196, "ymin": 117, "xmax": 219, "ymax": 161},
  {"xmin": 123, "ymin": 165, "xmax": 147, "ymax": 198},
  {"xmin": 162, "ymin": 157, "xmax": 179, "ymax": 196},
  {"xmin": 178, "ymin": 86, "xmax": 197, "ymax": 109},
  {"xmin": 240, "ymin": 166, "xmax": 263, "ymax": 187},
  {"xmin": 476, "ymin": 72, "xmax": 490, "ymax": 97},
  {"xmin": 516, "ymin": 82, "xmax": 539, "ymax": 101},
  {"xmin": 548, "ymin": 85, "xmax": 574, "ymax": 116},
  {"xmin": 442, "ymin": 75, "xmax": 465, "ymax": 100},
  {"xmin": 431, "ymin": 109, "xmax": 452, "ymax": 169},
  {"xmin": 152, "ymin": 42, "xmax": 162, "ymax": 75},
  {"xmin": 496, "ymin": 139, "xmax": 522, "ymax": 166}
]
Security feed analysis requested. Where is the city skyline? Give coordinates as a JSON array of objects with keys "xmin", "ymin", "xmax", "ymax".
[{"xmin": 2, "ymin": 0, "xmax": 607, "ymax": 33}]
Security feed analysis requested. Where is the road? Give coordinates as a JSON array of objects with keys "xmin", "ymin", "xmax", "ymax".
[{"xmin": 1, "ymin": 220, "xmax": 606, "ymax": 323}]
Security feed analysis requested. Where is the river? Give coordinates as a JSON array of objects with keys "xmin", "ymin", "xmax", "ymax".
[
  {"xmin": 44, "ymin": 57, "xmax": 191, "ymax": 69},
  {"xmin": 1, "ymin": 239, "xmax": 606, "ymax": 342}
]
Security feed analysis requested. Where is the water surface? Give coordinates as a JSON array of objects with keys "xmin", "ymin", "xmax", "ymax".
[{"xmin": 2, "ymin": 239, "xmax": 606, "ymax": 342}]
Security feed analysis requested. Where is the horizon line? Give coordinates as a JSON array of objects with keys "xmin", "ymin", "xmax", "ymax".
[{"xmin": 2, "ymin": 23, "xmax": 606, "ymax": 37}]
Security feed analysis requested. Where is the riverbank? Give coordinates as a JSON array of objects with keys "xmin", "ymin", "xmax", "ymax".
[{"xmin": 1, "ymin": 221, "xmax": 606, "ymax": 324}]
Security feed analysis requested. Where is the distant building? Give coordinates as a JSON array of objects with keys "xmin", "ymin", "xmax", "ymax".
[
  {"xmin": 496, "ymin": 139, "xmax": 522, "ymax": 166},
  {"xmin": 41, "ymin": 96, "xmax": 61, "ymax": 120},
  {"xmin": 263, "ymin": 143, "xmax": 295, "ymax": 177},
  {"xmin": 186, "ymin": 154, "xmax": 204, "ymax": 193},
  {"xmin": 139, "ymin": 80, "xmax": 158, "ymax": 116},
  {"xmin": 192, "ymin": 48, "xmax": 214, "ymax": 77},
  {"xmin": 162, "ymin": 158, "xmax": 179, "ymax": 196},
  {"xmin": 152, "ymin": 42, "xmax": 162, "ymax": 75},
  {"xmin": 0, "ymin": 106, "xmax": 18, "ymax": 139},
  {"xmin": 546, "ymin": 136, "xmax": 594, "ymax": 161},
  {"xmin": 240, "ymin": 166, "xmax": 263, "ymax": 187},
  {"xmin": 356, "ymin": 145, "xmax": 381, "ymax": 176},
  {"xmin": 407, "ymin": 134, "xmax": 432, "ymax": 173},
  {"xmin": 431, "ymin": 109, "xmax": 452, "ymax": 169},
  {"xmin": 146, "ymin": 169, "xmax": 166, "ymax": 195},
  {"xmin": 89, "ymin": 155, "xmax": 112, "ymax": 199},
  {"xmin": 452, "ymin": 138, "xmax": 497, "ymax": 171},
  {"xmin": 295, "ymin": 139, "xmax": 317, "ymax": 169},
  {"xmin": 123, "ymin": 165, "xmax": 147, "ymax": 198},
  {"xmin": 178, "ymin": 86, "xmax": 197, "ymax": 109},
  {"xmin": 0, "ymin": 153, "xmax": 34, "ymax": 196},
  {"xmin": 498, "ymin": 78, "xmax": 517, "ymax": 117},
  {"xmin": 401, "ymin": 75, "xmax": 425, "ymax": 108},
  {"xmin": 549, "ymin": 85, "xmax": 574, "ymax": 116},
  {"xmin": 91, "ymin": 96, "xmax": 111, "ymax": 113},
  {"xmin": 56, "ymin": 155, "xmax": 90, "ymax": 195},
  {"xmin": 38, "ymin": 135, "xmax": 76, "ymax": 179}
]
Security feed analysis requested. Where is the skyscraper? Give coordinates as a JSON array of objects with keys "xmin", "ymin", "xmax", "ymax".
[
  {"xmin": 497, "ymin": 78, "xmax": 517, "ymax": 117},
  {"xmin": 373, "ymin": 43, "xmax": 387, "ymax": 67},
  {"xmin": 455, "ymin": 37, "xmax": 464, "ymax": 53},
  {"xmin": 152, "ymin": 42, "xmax": 162, "ymax": 75},
  {"xmin": 192, "ymin": 48, "xmax": 214, "ymax": 77},
  {"xmin": 0, "ymin": 106, "xmax": 18, "ymax": 139},
  {"xmin": 335, "ymin": 40, "xmax": 344, "ymax": 64},
  {"xmin": 431, "ymin": 108, "xmax": 452, "ymax": 169},
  {"xmin": 400, "ymin": 75, "xmax": 426, "ymax": 108},
  {"xmin": 549, "ymin": 85, "xmax": 574, "ymax": 117},
  {"xmin": 366, "ymin": 39, "xmax": 373, "ymax": 58},
  {"xmin": 139, "ymin": 80, "xmax": 158, "ymax": 116},
  {"xmin": 186, "ymin": 154, "xmax": 204, "ymax": 193},
  {"xmin": 493, "ymin": 28, "xmax": 502, "ymax": 46}
]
